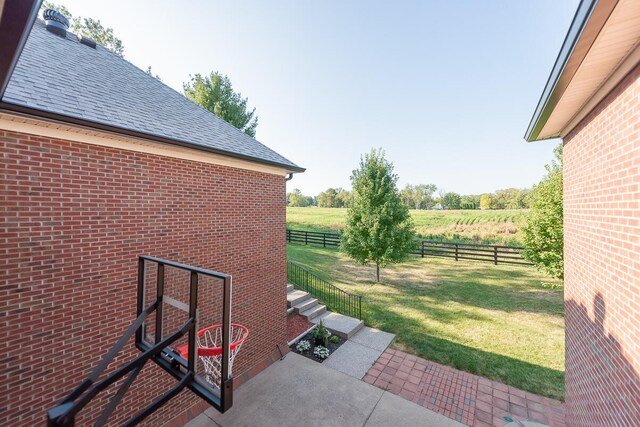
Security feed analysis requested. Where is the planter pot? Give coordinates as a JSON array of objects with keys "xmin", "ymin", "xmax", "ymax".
[{"xmin": 313, "ymin": 331, "xmax": 331, "ymax": 346}]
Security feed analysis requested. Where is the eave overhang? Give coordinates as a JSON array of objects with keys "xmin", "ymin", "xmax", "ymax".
[
  {"xmin": 525, "ymin": 0, "xmax": 640, "ymax": 142},
  {"xmin": 0, "ymin": 0, "xmax": 42, "ymax": 98},
  {"xmin": 0, "ymin": 103, "xmax": 306, "ymax": 174}
]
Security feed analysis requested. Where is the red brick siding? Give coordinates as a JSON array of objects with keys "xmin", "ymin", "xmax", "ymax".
[
  {"xmin": 563, "ymin": 63, "xmax": 640, "ymax": 426},
  {"xmin": 0, "ymin": 131, "xmax": 288, "ymax": 426}
]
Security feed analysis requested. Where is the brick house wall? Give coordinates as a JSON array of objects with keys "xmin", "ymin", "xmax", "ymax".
[
  {"xmin": 563, "ymin": 64, "xmax": 640, "ymax": 426},
  {"xmin": 1, "ymin": 130, "xmax": 289, "ymax": 426}
]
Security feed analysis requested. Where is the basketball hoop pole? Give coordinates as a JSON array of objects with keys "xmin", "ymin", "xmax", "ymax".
[{"xmin": 221, "ymin": 274, "xmax": 233, "ymax": 412}]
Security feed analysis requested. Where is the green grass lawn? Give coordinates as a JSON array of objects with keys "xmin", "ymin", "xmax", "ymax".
[
  {"xmin": 287, "ymin": 243, "xmax": 565, "ymax": 400},
  {"xmin": 287, "ymin": 207, "xmax": 528, "ymax": 245}
]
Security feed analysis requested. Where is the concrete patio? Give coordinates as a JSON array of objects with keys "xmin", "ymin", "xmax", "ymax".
[
  {"xmin": 186, "ymin": 352, "xmax": 463, "ymax": 427},
  {"xmin": 323, "ymin": 326, "xmax": 395, "ymax": 379}
]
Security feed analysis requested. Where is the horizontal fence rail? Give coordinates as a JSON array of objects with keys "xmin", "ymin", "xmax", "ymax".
[
  {"xmin": 287, "ymin": 261, "xmax": 362, "ymax": 319},
  {"xmin": 286, "ymin": 229, "xmax": 341, "ymax": 248},
  {"xmin": 286, "ymin": 229, "xmax": 532, "ymax": 266}
]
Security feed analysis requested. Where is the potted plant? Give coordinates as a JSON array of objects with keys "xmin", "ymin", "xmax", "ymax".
[{"xmin": 312, "ymin": 320, "xmax": 331, "ymax": 347}]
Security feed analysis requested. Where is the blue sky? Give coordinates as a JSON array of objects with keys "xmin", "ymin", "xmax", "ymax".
[{"xmin": 53, "ymin": 0, "xmax": 578, "ymax": 196}]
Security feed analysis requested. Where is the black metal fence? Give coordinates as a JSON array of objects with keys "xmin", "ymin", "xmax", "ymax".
[
  {"xmin": 287, "ymin": 261, "xmax": 362, "ymax": 319},
  {"xmin": 286, "ymin": 229, "xmax": 531, "ymax": 266}
]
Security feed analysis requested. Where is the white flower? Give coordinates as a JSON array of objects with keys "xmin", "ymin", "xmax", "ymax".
[
  {"xmin": 296, "ymin": 340, "xmax": 311, "ymax": 353},
  {"xmin": 313, "ymin": 346, "xmax": 330, "ymax": 359}
]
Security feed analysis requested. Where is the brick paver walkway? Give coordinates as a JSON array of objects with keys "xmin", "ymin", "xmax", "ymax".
[{"xmin": 363, "ymin": 349, "xmax": 565, "ymax": 427}]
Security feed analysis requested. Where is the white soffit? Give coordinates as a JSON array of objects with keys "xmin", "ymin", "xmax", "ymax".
[{"xmin": 539, "ymin": 0, "xmax": 640, "ymax": 139}]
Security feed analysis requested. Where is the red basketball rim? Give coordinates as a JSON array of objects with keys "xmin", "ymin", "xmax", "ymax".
[{"xmin": 176, "ymin": 323, "xmax": 249, "ymax": 358}]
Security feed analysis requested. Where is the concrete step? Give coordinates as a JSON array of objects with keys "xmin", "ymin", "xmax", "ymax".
[
  {"xmin": 312, "ymin": 312, "xmax": 364, "ymax": 339},
  {"xmin": 286, "ymin": 284, "xmax": 294, "ymax": 292},
  {"xmin": 287, "ymin": 290, "xmax": 310, "ymax": 308},
  {"xmin": 293, "ymin": 297, "xmax": 318, "ymax": 314},
  {"xmin": 300, "ymin": 304, "xmax": 327, "ymax": 321}
]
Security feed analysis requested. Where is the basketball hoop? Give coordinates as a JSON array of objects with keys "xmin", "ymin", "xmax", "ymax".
[{"xmin": 177, "ymin": 323, "xmax": 249, "ymax": 387}]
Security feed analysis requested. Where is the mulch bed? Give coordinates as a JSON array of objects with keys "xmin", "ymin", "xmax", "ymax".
[
  {"xmin": 288, "ymin": 330, "xmax": 345, "ymax": 363},
  {"xmin": 286, "ymin": 313, "xmax": 314, "ymax": 343}
]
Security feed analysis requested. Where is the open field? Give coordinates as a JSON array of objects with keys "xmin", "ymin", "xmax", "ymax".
[
  {"xmin": 287, "ymin": 207, "xmax": 529, "ymax": 245},
  {"xmin": 287, "ymin": 243, "xmax": 565, "ymax": 399}
]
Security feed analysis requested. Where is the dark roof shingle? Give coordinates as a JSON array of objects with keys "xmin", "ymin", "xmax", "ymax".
[{"xmin": 2, "ymin": 20, "xmax": 303, "ymax": 172}]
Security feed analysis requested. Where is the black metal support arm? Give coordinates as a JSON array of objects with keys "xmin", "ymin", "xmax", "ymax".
[{"xmin": 47, "ymin": 256, "xmax": 234, "ymax": 427}]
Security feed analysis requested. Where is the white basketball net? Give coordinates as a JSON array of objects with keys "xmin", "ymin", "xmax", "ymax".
[{"xmin": 197, "ymin": 325, "xmax": 247, "ymax": 388}]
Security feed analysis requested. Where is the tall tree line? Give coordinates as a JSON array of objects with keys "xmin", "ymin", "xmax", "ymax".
[{"xmin": 288, "ymin": 186, "xmax": 532, "ymax": 210}]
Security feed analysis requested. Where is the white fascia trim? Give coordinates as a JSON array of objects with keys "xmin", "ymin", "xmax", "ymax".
[{"xmin": 0, "ymin": 111, "xmax": 293, "ymax": 176}]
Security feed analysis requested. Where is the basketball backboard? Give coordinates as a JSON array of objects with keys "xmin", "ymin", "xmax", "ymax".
[
  {"xmin": 47, "ymin": 256, "xmax": 238, "ymax": 426},
  {"xmin": 135, "ymin": 256, "xmax": 235, "ymax": 410}
]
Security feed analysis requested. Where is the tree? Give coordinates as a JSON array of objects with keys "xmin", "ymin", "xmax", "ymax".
[
  {"xmin": 316, "ymin": 187, "xmax": 352, "ymax": 208},
  {"xmin": 400, "ymin": 185, "xmax": 415, "ymax": 209},
  {"xmin": 522, "ymin": 144, "xmax": 563, "ymax": 279},
  {"xmin": 287, "ymin": 188, "xmax": 310, "ymax": 207},
  {"xmin": 317, "ymin": 188, "xmax": 338, "ymax": 207},
  {"xmin": 341, "ymin": 149, "xmax": 415, "ymax": 282},
  {"xmin": 335, "ymin": 189, "xmax": 353, "ymax": 208},
  {"xmin": 460, "ymin": 195, "xmax": 479, "ymax": 209},
  {"xmin": 493, "ymin": 188, "xmax": 527, "ymax": 209},
  {"xmin": 400, "ymin": 184, "xmax": 437, "ymax": 209},
  {"xmin": 442, "ymin": 192, "xmax": 462, "ymax": 210},
  {"xmin": 513, "ymin": 189, "xmax": 531, "ymax": 209},
  {"xmin": 183, "ymin": 72, "xmax": 258, "ymax": 137},
  {"xmin": 437, "ymin": 188, "xmax": 446, "ymax": 208},
  {"xmin": 42, "ymin": 2, "xmax": 124, "ymax": 56},
  {"xmin": 146, "ymin": 66, "xmax": 162, "ymax": 81},
  {"xmin": 480, "ymin": 194, "xmax": 493, "ymax": 210},
  {"xmin": 414, "ymin": 184, "xmax": 437, "ymax": 209}
]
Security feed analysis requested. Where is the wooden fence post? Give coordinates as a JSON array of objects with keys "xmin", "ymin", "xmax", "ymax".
[
  {"xmin": 421, "ymin": 241, "xmax": 425, "ymax": 258},
  {"xmin": 455, "ymin": 244, "xmax": 459, "ymax": 261},
  {"xmin": 323, "ymin": 233, "xmax": 326, "ymax": 248},
  {"xmin": 305, "ymin": 231, "xmax": 308, "ymax": 245},
  {"xmin": 494, "ymin": 246, "xmax": 498, "ymax": 265}
]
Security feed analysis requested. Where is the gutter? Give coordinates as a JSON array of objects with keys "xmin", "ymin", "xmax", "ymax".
[
  {"xmin": 524, "ymin": 0, "xmax": 618, "ymax": 142},
  {"xmin": 0, "ymin": 0, "xmax": 42, "ymax": 98},
  {"xmin": 0, "ymin": 102, "xmax": 306, "ymax": 174}
]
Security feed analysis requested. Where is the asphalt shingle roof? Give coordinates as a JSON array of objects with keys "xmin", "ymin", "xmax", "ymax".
[{"xmin": 2, "ymin": 20, "xmax": 303, "ymax": 172}]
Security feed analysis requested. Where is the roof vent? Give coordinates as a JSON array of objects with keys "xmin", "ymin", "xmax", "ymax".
[
  {"xmin": 77, "ymin": 34, "xmax": 97, "ymax": 49},
  {"xmin": 43, "ymin": 9, "xmax": 70, "ymax": 37}
]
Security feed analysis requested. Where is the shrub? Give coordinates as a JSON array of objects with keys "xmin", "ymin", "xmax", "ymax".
[
  {"xmin": 314, "ymin": 346, "xmax": 330, "ymax": 359},
  {"xmin": 522, "ymin": 144, "xmax": 563, "ymax": 279},
  {"xmin": 330, "ymin": 335, "xmax": 340, "ymax": 344},
  {"xmin": 296, "ymin": 340, "xmax": 311, "ymax": 353}
]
